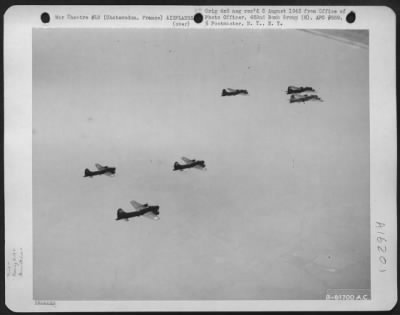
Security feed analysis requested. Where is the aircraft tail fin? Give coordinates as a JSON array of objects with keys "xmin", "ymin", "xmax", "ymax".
[
  {"xmin": 173, "ymin": 162, "xmax": 180, "ymax": 170},
  {"xmin": 84, "ymin": 168, "xmax": 92, "ymax": 177},
  {"xmin": 116, "ymin": 208, "xmax": 126, "ymax": 220},
  {"xmin": 221, "ymin": 89, "xmax": 228, "ymax": 96}
]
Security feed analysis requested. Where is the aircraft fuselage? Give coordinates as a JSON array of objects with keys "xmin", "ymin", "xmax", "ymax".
[
  {"xmin": 84, "ymin": 167, "xmax": 116, "ymax": 177},
  {"xmin": 173, "ymin": 160, "xmax": 206, "ymax": 171},
  {"xmin": 287, "ymin": 87, "xmax": 315, "ymax": 94},
  {"xmin": 222, "ymin": 89, "xmax": 248, "ymax": 96},
  {"xmin": 116, "ymin": 206, "xmax": 160, "ymax": 220},
  {"xmin": 289, "ymin": 95, "xmax": 321, "ymax": 103}
]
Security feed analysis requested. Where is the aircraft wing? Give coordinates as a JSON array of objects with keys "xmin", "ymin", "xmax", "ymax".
[
  {"xmin": 193, "ymin": 165, "xmax": 206, "ymax": 170},
  {"xmin": 181, "ymin": 157, "xmax": 194, "ymax": 164},
  {"xmin": 225, "ymin": 88, "xmax": 236, "ymax": 92},
  {"xmin": 291, "ymin": 94, "xmax": 303, "ymax": 100},
  {"xmin": 95, "ymin": 163, "xmax": 106, "ymax": 171},
  {"xmin": 310, "ymin": 96, "xmax": 322, "ymax": 102},
  {"xmin": 130, "ymin": 200, "xmax": 146, "ymax": 210},
  {"xmin": 104, "ymin": 172, "xmax": 115, "ymax": 177},
  {"xmin": 143, "ymin": 212, "xmax": 160, "ymax": 221}
]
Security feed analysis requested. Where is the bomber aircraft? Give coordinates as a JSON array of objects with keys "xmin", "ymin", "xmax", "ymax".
[
  {"xmin": 286, "ymin": 86, "xmax": 316, "ymax": 94},
  {"xmin": 289, "ymin": 94, "xmax": 323, "ymax": 103},
  {"xmin": 84, "ymin": 163, "xmax": 116, "ymax": 177},
  {"xmin": 221, "ymin": 88, "xmax": 249, "ymax": 96},
  {"xmin": 116, "ymin": 200, "xmax": 160, "ymax": 221},
  {"xmin": 173, "ymin": 157, "xmax": 206, "ymax": 171}
]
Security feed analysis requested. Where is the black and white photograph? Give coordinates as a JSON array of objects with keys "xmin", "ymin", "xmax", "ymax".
[
  {"xmin": 4, "ymin": 5, "xmax": 397, "ymax": 312},
  {"xmin": 32, "ymin": 28, "xmax": 370, "ymax": 300}
]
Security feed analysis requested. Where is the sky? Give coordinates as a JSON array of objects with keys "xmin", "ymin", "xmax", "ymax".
[{"xmin": 33, "ymin": 29, "xmax": 370, "ymax": 300}]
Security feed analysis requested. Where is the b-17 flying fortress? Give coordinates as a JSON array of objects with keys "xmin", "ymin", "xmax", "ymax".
[
  {"xmin": 289, "ymin": 94, "xmax": 323, "ymax": 103},
  {"xmin": 116, "ymin": 200, "xmax": 160, "ymax": 221},
  {"xmin": 286, "ymin": 86, "xmax": 315, "ymax": 94},
  {"xmin": 84, "ymin": 163, "xmax": 116, "ymax": 177},
  {"xmin": 85, "ymin": 84, "xmax": 323, "ymax": 222},
  {"xmin": 173, "ymin": 157, "xmax": 206, "ymax": 171},
  {"xmin": 221, "ymin": 88, "xmax": 249, "ymax": 96}
]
